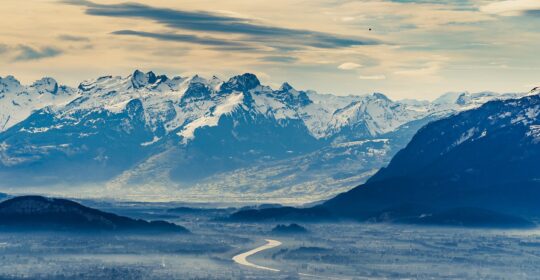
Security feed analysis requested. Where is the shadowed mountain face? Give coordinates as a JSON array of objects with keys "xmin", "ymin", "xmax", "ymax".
[
  {"xmin": 325, "ymin": 94, "xmax": 540, "ymax": 220},
  {"xmin": 231, "ymin": 94, "xmax": 540, "ymax": 228},
  {"xmin": 0, "ymin": 196, "xmax": 189, "ymax": 233},
  {"xmin": 0, "ymin": 99, "xmax": 155, "ymax": 185}
]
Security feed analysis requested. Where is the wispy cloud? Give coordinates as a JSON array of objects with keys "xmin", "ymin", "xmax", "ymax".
[
  {"xmin": 111, "ymin": 30, "xmax": 258, "ymax": 50},
  {"xmin": 386, "ymin": 0, "xmax": 471, "ymax": 4},
  {"xmin": 0, "ymin": 44, "xmax": 7, "ymax": 54},
  {"xmin": 358, "ymin": 74, "xmax": 386, "ymax": 80},
  {"xmin": 480, "ymin": 0, "xmax": 540, "ymax": 16},
  {"xmin": 64, "ymin": 0, "xmax": 381, "ymax": 49},
  {"xmin": 338, "ymin": 62, "xmax": 362, "ymax": 70},
  {"xmin": 260, "ymin": 56, "xmax": 298, "ymax": 63},
  {"xmin": 394, "ymin": 61, "xmax": 442, "ymax": 77},
  {"xmin": 57, "ymin": 34, "xmax": 90, "ymax": 42},
  {"xmin": 14, "ymin": 45, "xmax": 63, "ymax": 61}
]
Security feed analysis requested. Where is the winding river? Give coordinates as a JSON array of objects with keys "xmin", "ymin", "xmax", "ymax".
[{"xmin": 232, "ymin": 239, "xmax": 282, "ymax": 272}]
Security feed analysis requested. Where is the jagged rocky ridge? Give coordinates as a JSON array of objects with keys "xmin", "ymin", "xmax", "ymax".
[{"xmin": 0, "ymin": 71, "xmax": 527, "ymax": 201}]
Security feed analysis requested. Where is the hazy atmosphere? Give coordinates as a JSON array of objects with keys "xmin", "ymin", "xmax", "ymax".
[{"xmin": 1, "ymin": 1, "xmax": 540, "ymax": 279}]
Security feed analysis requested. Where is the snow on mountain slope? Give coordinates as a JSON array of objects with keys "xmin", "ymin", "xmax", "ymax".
[
  {"xmin": 179, "ymin": 92, "xmax": 245, "ymax": 142},
  {"xmin": 57, "ymin": 71, "xmax": 306, "ymax": 144},
  {"xmin": 298, "ymin": 91, "xmax": 361, "ymax": 138},
  {"xmin": 323, "ymin": 93, "xmax": 540, "ymax": 220},
  {"xmin": 0, "ymin": 70, "xmax": 531, "ymax": 202},
  {"xmin": 430, "ymin": 91, "xmax": 521, "ymax": 114},
  {"xmin": 1, "ymin": 70, "xmax": 520, "ymax": 142},
  {"xmin": 325, "ymin": 93, "xmax": 424, "ymax": 139},
  {"xmin": 0, "ymin": 76, "xmax": 76, "ymax": 131}
]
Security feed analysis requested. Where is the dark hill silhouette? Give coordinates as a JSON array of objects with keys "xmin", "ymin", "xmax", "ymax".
[
  {"xmin": 0, "ymin": 196, "xmax": 189, "ymax": 233},
  {"xmin": 271, "ymin": 223, "xmax": 309, "ymax": 234}
]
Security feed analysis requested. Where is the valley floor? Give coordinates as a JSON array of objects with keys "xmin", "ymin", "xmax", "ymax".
[{"xmin": 0, "ymin": 204, "xmax": 539, "ymax": 279}]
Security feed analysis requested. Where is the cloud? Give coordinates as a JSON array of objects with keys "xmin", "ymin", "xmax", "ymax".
[
  {"xmin": 58, "ymin": 34, "xmax": 90, "ymax": 42},
  {"xmin": 387, "ymin": 0, "xmax": 470, "ymax": 4},
  {"xmin": 340, "ymin": 16, "xmax": 356, "ymax": 22},
  {"xmin": 338, "ymin": 62, "xmax": 362, "ymax": 70},
  {"xmin": 358, "ymin": 74, "xmax": 386, "ymax": 80},
  {"xmin": 14, "ymin": 45, "xmax": 63, "ymax": 61},
  {"xmin": 0, "ymin": 44, "xmax": 7, "ymax": 54},
  {"xmin": 260, "ymin": 56, "xmax": 298, "ymax": 63},
  {"xmin": 111, "ymin": 30, "xmax": 258, "ymax": 50},
  {"xmin": 64, "ymin": 0, "xmax": 381, "ymax": 49},
  {"xmin": 334, "ymin": 0, "xmax": 493, "ymax": 30},
  {"xmin": 394, "ymin": 61, "xmax": 441, "ymax": 77},
  {"xmin": 480, "ymin": 0, "xmax": 540, "ymax": 16}
]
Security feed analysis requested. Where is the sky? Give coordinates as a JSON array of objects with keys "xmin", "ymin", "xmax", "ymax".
[{"xmin": 0, "ymin": 0, "xmax": 539, "ymax": 100}]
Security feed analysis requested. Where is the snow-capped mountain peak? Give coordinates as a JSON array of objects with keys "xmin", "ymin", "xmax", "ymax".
[
  {"xmin": 181, "ymin": 75, "xmax": 215, "ymax": 101},
  {"xmin": 31, "ymin": 77, "xmax": 59, "ymax": 95},
  {"xmin": 279, "ymin": 82, "xmax": 294, "ymax": 92},
  {"xmin": 0, "ymin": 75, "xmax": 77, "ymax": 131},
  {"xmin": 432, "ymin": 91, "xmax": 465, "ymax": 105},
  {"xmin": 0, "ymin": 70, "xmax": 529, "ymax": 142},
  {"xmin": 131, "ymin": 70, "xmax": 157, "ymax": 89},
  {"xmin": 324, "ymin": 92, "xmax": 421, "ymax": 138},
  {"xmin": 372, "ymin": 92, "xmax": 391, "ymax": 101},
  {"xmin": 0, "ymin": 76, "xmax": 23, "ymax": 94},
  {"xmin": 220, "ymin": 73, "xmax": 260, "ymax": 93}
]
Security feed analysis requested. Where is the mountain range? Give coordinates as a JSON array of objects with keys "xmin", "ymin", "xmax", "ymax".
[
  {"xmin": 325, "ymin": 90, "xmax": 540, "ymax": 219},
  {"xmin": 231, "ymin": 90, "xmax": 540, "ymax": 227},
  {"xmin": 0, "ymin": 71, "xmax": 528, "ymax": 202}
]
